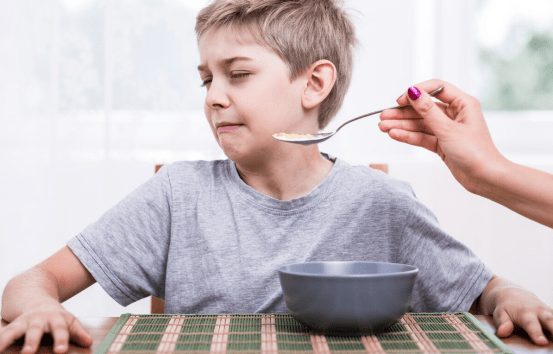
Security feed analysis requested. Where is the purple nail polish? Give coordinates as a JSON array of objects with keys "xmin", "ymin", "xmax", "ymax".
[{"xmin": 408, "ymin": 86, "xmax": 421, "ymax": 101}]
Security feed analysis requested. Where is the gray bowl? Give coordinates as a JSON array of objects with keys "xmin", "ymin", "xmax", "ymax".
[{"xmin": 278, "ymin": 261, "xmax": 418, "ymax": 335}]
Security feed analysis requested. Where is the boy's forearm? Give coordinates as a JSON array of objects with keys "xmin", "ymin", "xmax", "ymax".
[
  {"xmin": 475, "ymin": 158, "xmax": 553, "ymax": 228},
  {"xmin": 1, "ymin": 267, "xmax": 63, "ymax": 322}
]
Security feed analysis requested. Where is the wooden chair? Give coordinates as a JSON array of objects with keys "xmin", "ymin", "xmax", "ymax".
[
  {"xmin": 151, "ymin": 164, "xmax": 166, "ymax": 314},
  {"xmin": 149, "ymin": 163, "xmax": 388, "ymax": 314},
  {"xmin": 369, "ymin": 163, "xmax": 388, "ymax": 174}
]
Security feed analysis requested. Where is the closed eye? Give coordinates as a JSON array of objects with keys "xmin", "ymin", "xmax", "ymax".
[
  {"xmin": 200, "ymin": 77, "xmax": 212, "ymax": 87},
  {"xmin": 201, "ymin": 73, "xmax": 250, "ymax": 88},
  {"xmin": 231, "ymin": 73, "xmax": 250, "ymax": 79}
]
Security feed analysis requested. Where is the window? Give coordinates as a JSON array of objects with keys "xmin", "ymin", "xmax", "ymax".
[
  {"xmin": 475, "ymin": 0, "xmax": 553, "ymax": 110},
  {"xmin": 473, "ymin": 0, "xmax": 553, "ymax": 161}
]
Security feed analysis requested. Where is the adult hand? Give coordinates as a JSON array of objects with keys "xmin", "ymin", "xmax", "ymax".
[
  {"xmin": 0, "ymin": 306, "xmax": 92, "ymax": 354},
  {"xmin": 379, "ymin": 79, "xmax": 505, "ymax": 195},
  {"xmin": 379, "ymin": 79, "xmax": 553, "ymax": 228}
]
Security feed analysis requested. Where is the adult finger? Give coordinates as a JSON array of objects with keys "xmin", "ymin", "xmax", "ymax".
[
  {"xmin": 0, "ymin": 323, "xmax": 26, "ymax": 352},
  {"xmin": 50, "ymin": 316, "xmax": 70, "ymax": 353},
  {"xmin": 379, "ymin": 119, "xmax": 431, "ymax": 135},
  {"xmin": 396, "ymin": 79, "xmax": 467, "ymax": 107},
  {"xmin": 22, "ymin": 319, "xmax": 45, "ymax": 354},
  {"xmin": 493, "ymin": 308, "xmax": 514, "ymax": 338},
  {"xmin": 380, "ymin": 102, "xmax": 448, "ymax": 121},
  {"xmin": 381, "ymin": 106, "xmax": 422, "ymax": 120},
  {"xmin": 404, "ymin": 86, "xmax": 453, "ymax": 131},
  {"xmin": 518, "ymin": 313, "xmax": 548, "ymax": 345},
  {"xmin": 67, "ymin": 317, "xmax": 93, "ymax": 348},
  {"xmin": 387, "ymin": 129, "xmax": 438, "ymax": 154}
]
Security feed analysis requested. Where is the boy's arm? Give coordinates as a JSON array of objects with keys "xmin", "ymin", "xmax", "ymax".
[
  {"xmin": 472, "ymin": 274, "xmax": 553, "ymax": 346},
  {"xmin": 0, "ymin": 245, "xmax": 96, "ymax": 354}
]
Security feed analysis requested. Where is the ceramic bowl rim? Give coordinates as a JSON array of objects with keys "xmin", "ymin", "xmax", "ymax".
[{"xmin": 278, "ymin": 261, "xmax": 419, "ymax": 278}]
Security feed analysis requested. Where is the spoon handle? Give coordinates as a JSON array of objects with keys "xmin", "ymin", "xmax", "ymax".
[{"xmin": 335, "ymin": 87, "xmax": 444, "ymax": 132}]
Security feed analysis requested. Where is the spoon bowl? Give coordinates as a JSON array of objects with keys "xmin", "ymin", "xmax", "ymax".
[{"xmin": 273, "ymin": 87, "xmax": 444, "ymax": 145}]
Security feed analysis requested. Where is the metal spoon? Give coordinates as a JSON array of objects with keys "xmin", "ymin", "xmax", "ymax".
[{"xmin": 273, "ymin": 87, "xmax": 444, "ymax": 145}]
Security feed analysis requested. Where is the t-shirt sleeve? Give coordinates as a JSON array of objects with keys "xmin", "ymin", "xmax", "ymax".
[
  {"xmin": 396, "ymin": 195, "xmax": 494, "ymax": 313},
  {"xmin": 67, "ymin": 166, "xmax": 172, "ymax": 306}
]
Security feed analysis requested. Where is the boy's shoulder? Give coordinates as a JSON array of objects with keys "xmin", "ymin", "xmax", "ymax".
[
  {"xmin": 337, "ymin": 159, "xmax": 417, "ymax": 205},
  {"xmin": 339, "ymin": 159, "xmax": 412, "ymax": 191},
  {"xmin": 160, "ymin": 159, "xmax": 229, "ymax": 179},
  {"xmin": 152, "ymin": 159, "xmax": 231, "ymax": 196}
]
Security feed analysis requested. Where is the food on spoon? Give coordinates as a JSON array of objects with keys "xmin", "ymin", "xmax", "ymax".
[{"xmin": 273, "ymin": 133, "xmax": 314, "ymax": 139}]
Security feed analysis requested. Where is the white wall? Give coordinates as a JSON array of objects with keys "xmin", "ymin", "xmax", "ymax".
[{"xmin": 1, "ymin": 0, "xmax": 552, "ymax": 319}]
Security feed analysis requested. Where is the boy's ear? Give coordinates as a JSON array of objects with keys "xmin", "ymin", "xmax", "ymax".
[{"xmin": 301, "ymin": 60, "xmax": 337, "ymax": 110}]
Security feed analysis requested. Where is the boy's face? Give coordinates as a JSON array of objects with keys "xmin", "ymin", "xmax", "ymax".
[{"xmin": 198, "ymin": 28, "xmax": 308, "ymax": 163}]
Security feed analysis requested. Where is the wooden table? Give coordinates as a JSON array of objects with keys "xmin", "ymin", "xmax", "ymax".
[{"xmin": 2, "ymin": 316, "xmax": 552, "ymax": 353}]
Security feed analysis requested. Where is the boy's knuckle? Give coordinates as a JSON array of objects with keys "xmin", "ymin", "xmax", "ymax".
[
  {"xmin": 53, "ymin": 333, "xmax": 70, "ymax": 344},
  {"xmin": 27, "ymin": 320, "xmax": 44, "ymax": 331},
  {"xmin": 519, "ymin": 315, "xmax": 537, "ymax": 327},
  {"xmin": 67, "ymin": 317, "xmax": 81, "ymax": 333},
  {"xmin": 51, "ymin": 322, "xmax": 67, "ymax": 332},
  {"xmin": 0, "ymin": 327, "xmax": 13, "ymax": 339},
  {"xmin": 542, "ymin": 312, "xmax": 553, "ymax": 322}
]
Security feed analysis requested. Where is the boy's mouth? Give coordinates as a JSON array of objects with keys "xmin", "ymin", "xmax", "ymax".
[{"xmin": 217, "ymin": 124, "xmax": 243, "ymax": 132}]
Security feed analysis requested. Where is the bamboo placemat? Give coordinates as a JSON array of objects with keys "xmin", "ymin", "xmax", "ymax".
[{"xmin": 95, "ymin": 312, "xmax": 512, "ymax": 354}]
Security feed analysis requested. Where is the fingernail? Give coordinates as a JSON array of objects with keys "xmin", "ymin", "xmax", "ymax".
[
  {"xmin": 408, "ymin": 86, "xmax": 421, "ymax": 101},
  {"xmin": 23, "ymin": 345, "xmax": 33, "ymax": 352},
  {"xmin": 537, "ymin": 335, "xmax": 546, "ymax": 341},
  {"xmin": 397, "ymin": 94, "xmax": 403, "ymax": 101},
  {"xmin": 55, "ymin": 344, "xmax": 66, "ymax": 351}
]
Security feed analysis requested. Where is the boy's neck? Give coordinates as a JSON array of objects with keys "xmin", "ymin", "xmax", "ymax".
[{"xmin": 234, "ymin": 147, "xmax": 334, "ymax": 201}]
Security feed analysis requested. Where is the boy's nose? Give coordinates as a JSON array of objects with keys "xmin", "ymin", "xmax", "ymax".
[{"xmin": 205, "ymin": 81, "xmax": 230, "ymax": 110}]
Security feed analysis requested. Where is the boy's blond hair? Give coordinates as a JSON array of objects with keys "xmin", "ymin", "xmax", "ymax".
[{"xmin": 196, "ymin": 0, "xmax": 357, "ymax": 129}]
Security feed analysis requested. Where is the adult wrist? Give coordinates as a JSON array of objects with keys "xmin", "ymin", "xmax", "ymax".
[{"xmin": 469, "ymin": 154, "xmax": 512, "ymax": 200}]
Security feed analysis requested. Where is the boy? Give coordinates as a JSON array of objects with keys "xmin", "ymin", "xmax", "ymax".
[{"xmin": 1, "ymin": 0, "xmax": 552, "ymax": 353}]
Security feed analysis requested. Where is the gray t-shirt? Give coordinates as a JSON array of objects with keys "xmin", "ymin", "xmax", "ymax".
[{"xmin": 68, "ymin": 156, "xmax": 493, "ymax": 314}]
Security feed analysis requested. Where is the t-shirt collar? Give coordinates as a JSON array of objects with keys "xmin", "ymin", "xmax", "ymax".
[{"xmin": 225, "ymin": 153, "xmax": 342, "ymax": 212}]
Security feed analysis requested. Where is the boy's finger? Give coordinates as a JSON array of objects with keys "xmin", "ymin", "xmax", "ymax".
[
  {"xmin": 493, "ymin": 309, "xmax": 514, "ymax": 338},
  {"xmin": 519, "ymin": 314, "xmax": 548, "ymax": 345},
  {"xmin": 50, "ymin": 317, "xmax": 70, "ymax": 353},
  {"xmin": 0, "ymin": 324, "xmax": 25, "ymax": 352},
  {"xmin": 22, "ymin": 321, "xmax": 45, "ymax": 353},
  {"xmin": 68, "ymin": 318, "xmax": 93, "ymax": 347},
  {"xmin": 539, "ymin": 311, "xmax": 553, "ymax": 340},
  {"xmin": 387, "ymin": 129, "xmax": 438, "ymax": 154}
]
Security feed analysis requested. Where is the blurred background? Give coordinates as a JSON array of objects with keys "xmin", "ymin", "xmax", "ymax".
[{"xmin": 1, "ymin": 0, "xmax": 552, "ymax": 316}]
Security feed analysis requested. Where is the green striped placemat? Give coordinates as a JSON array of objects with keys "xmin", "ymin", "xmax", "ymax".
[{"xmin": 95, "ymin": 312, "xmax": 512, "ymax": 354}]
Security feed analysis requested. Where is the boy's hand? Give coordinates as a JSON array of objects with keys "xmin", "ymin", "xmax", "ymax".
[
  {"xmin": 0, "ymin": 306, "xmax": 92, "ymax": 354},
  {"xmin": 491, "ymin": 286, "xmax": 553, "ymax": 345}
]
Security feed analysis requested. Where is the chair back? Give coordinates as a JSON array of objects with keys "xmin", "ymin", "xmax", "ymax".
[
  {"xmin": 151, "ymin": 165, "xmax": 166, "ymax": 314},
  {"xmin": 369, "ymin": 163, "xmax": 388, "ymax": 174}
]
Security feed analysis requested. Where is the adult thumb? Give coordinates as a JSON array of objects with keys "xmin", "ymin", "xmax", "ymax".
[{"xmin": 406, "ymin": 86, "xmax": 452, "ymax": 131}]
